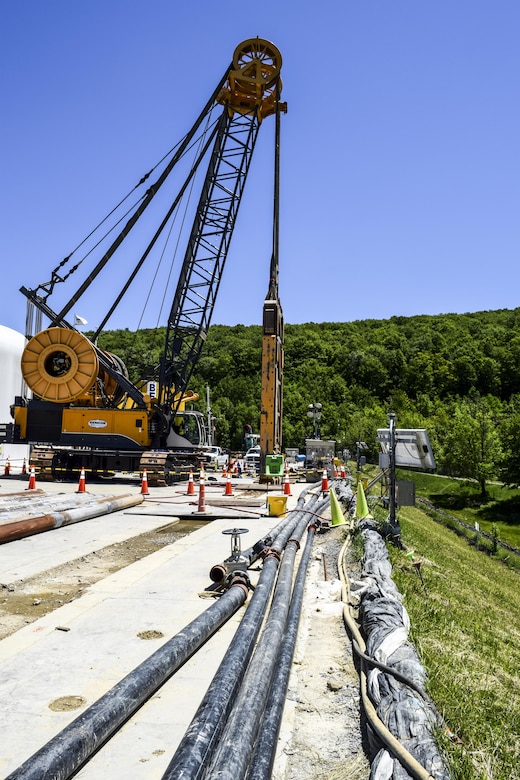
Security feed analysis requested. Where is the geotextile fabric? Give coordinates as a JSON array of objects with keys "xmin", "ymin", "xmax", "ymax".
[{"xmin": 357, "ymin": 522, "xmax": 450, "ymax": 780}]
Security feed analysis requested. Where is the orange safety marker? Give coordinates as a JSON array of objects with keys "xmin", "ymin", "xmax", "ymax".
[
  {"xmin": 21, "ymin": 459, "xmax": 27, "ymax": 475},
  {"xmin": 340, "ymin": 463, "xmax": 346, "ymax": 479},
  {"xmin": 224, "ymin": 471, "xmax": 233, "ymax": 496},
  {"xmin": 76, "ymin": 466, "xmax": 87, "ymax": 494},
  {"xmin": 140, "ymin": 468, "xmax": 150, "ymax": 496},
  {"xmin": 4, "ymin": 460, "xmax": 10, "ymax": 476},
  {"xmin": 321, "ymin": 468, "xmax": 329, "ymax": 493},
  {"xmin": 283, "ymin": 469, "xmax": 292, "ymax": 496},
  {"xmin": 186, "ymin": 469, "xmax": 195, "ymax": 496},
  {"xmin": 26, "ymin": 464, "xmax": 37, "ymax": 490},
  {"xmin": 198, "ymin": 473, "xmax": 207, "ymax": 512}
]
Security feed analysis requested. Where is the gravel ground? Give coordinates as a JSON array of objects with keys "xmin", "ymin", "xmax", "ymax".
[{"xmin": 279, "ymin": 526, "xmax": 371, "ymax": 779}]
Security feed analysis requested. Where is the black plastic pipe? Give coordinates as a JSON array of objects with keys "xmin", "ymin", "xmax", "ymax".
[
  {"xmin": 246, "ymin": 520, "xmax": 317, "ymax": 780},
  {"xmin": 205, "ymin": 497, "xmax": 328, "ymax": 780},
  {"xmin": 6, "ymin": 574, "xmax": 251, "ymax": 780},
  {"xmin": 161, "ymin": 499, "xmax": 316, "ymax": 780}
]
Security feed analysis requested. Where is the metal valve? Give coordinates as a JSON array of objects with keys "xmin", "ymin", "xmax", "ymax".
[{"xmin": 222, "ymin": 527, "xmax": 249, "ymax": 557}]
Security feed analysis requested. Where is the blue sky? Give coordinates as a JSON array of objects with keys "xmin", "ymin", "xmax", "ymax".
[{"xmin": 2, "ymin": 1, "xmax": 520, "ymax": 336}]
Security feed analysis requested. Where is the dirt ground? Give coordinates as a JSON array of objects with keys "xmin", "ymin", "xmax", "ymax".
[
  {"xmin": 280, "ymin": 528, "xmax": 371, "ymax": 780},
  {"xmin": 0, "ymin": 517, "xmax": 371, "ymax": 779},
  {"xmin": 0, "ymin": 521, "xmax": 200, "ymax": 639}
]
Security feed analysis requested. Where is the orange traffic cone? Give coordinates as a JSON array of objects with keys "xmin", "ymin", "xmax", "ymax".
[
  {"xmin": 26, "ymin": 464, "xmax": 36, "ymax": 490},
  {"xmin": 76, "ymin": 466, "xmax": 86, "ymax": 494},
  {"xmin": 22, "ymin": 459, "xmax": 27, "ymax": 475},
  {"xmin": 224, "ymin": 471, "xmax": 233, "ymax": 496},
  {"xmin": 186, "ymin": 469, "xmax": 195, "ymax": 496},
  {"xmin": 198, "ymin": 473, "xmax": 206, "ymax": 512},
  {"xmin": 140, "ymin": 468, "xmax": 149, "ymax": 496},
  {"xmin": 321, "ymin": 468, "xmax": 329, "ymax": 493},
  {"xmin": 283, "ymin": 469, "xmax": 292, "ymax": 496},
  {"xmin": 4, "ymin": 460, "xmax": 10, "ymax": 476},
  {"xmin": 340, "ymin": 463, "xmax": 346, "ymax": 479}
]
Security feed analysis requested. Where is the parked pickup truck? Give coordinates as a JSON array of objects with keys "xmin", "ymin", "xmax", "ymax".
[{"xmin": 201, "ymin": 446, "xmax": 229, "ymax": 468}]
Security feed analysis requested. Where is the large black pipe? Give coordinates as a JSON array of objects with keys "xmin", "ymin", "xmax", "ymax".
[
  {"xmin": 246, "ymin": 520, "xmax": 317, "ymax": 780},
  {"xmin": 6, "ymin": 575, "xmax": 250, "ymax": 780},
  {"xmin": 205, "ymin": 496, "xmax": 328, "ymax": 779},
  {"xmin": 161, "ymin": 499, "xmax": 315, "ymax": 780}
]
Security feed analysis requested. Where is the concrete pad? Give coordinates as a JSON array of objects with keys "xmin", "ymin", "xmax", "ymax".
[{"xmin": 0, "ymin": 478, "xmax": 309, "ymax": 778}]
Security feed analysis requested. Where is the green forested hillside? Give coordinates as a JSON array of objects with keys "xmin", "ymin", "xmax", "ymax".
[{"xmin": 95, "ymin": 307, "xmax": 520, "ymax": 488}]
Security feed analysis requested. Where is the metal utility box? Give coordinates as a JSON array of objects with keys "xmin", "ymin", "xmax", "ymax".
[{"xmin": 397, "ymin": 480, "xmax": 416, "ymax": 506}]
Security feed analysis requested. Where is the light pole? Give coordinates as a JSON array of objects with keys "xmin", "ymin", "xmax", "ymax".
[{"xmin": 307, "ymin": 403, "xmax": 322, "ymax": 439}]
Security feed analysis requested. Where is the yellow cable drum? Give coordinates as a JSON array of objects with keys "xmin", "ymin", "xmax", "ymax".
[{"xmin": 21, "ymin": 327, "xmax": 101, "ymax": 403}]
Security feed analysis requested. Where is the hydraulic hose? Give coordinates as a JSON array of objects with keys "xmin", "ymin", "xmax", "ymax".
[
  {"xmin": 6, "ymin": 574, "xmax": 251, "ymax": 780},
  {"xmin": 245, "ymin": 517, "xmax": 317, "ymax": 780},
  {"xmin": 337, "ymin": 535, "xmax": 436, "ymax": 780},
  {"xmin": 161, "ymin": 497, "xmax": 319, "ymax": 780}
]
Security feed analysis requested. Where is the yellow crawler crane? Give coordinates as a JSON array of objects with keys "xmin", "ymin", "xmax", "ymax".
[{"xmin": 7, "ymin": 38, "xmax": 286, "ymax": 485}]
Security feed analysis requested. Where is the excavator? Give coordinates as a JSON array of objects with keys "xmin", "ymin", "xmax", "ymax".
[{"xmin": 4, "ymin": 38, "xmax": 287, "ymax": 486}]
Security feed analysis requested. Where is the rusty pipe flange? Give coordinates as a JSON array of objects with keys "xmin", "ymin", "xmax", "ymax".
[
  {"xmin": 260, "ymin": 546, "xmax": 282, "ymax": 562},
  {"xmin": 225, "ymin": 570, "xmax": 251, "ymax": 596}
]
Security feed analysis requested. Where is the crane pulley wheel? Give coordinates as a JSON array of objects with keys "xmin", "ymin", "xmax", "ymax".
[
  {"xmin": 232, "ymin": 38, "xmax": 282, "ymax": 87},
  {"xmin": 21, "ymin": 327, "xmax": 99, "ymax": 403}
]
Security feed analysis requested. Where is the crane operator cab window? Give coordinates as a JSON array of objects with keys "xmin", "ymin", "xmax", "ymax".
[{"xmin": 173, "ymin": 411, "xmax": 204, "ymax": 446}]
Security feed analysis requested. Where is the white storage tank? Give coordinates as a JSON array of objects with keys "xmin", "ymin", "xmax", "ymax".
[{"xmin": 0, "ymin": 324, "xmax": 30, "ymax": 471}]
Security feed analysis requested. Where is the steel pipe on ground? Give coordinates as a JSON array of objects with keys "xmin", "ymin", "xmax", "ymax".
[{"xmin": 0, "ymin": 493, "xmax": 144, "ymax": 544}]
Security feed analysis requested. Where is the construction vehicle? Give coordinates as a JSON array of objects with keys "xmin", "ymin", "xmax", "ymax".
[{"xmin": 3, "ymin": 38, "xmax": 286, "ymax": 486}]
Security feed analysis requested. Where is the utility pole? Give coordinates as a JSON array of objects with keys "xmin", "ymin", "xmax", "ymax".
[{"xmin": 388, "ymin": 412, "xmax": 396, "ymax": 525}]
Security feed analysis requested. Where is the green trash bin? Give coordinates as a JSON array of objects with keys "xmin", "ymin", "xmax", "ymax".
[{"xmin": 265, "ymin": 454, "xmax": 284, "ymax": 477}]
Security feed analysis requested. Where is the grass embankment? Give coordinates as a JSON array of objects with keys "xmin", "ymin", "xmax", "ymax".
[
  {"xmin": 402, "ymin": 469, "xmax": 520, "ymax": 556},
  {"xmin": 361, "ymin": 471, "xmax": 520, "ymax": 779}
]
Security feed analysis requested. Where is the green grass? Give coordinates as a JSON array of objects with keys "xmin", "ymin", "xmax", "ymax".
[
  {"xmin": 384, "ymin": 505, "xmax": 520, "ymax": 780},
  {"xmin": 396, "ymin": 469, "xmax": 520, "ymax": 552}
]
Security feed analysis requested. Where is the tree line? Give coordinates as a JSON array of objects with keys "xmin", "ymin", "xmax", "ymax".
[{"xmin": 95, "ymin": 307, "xmax": 520, "ymax": 495}]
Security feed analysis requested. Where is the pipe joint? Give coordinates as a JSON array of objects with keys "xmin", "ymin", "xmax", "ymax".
[
  {"xmin": 287, "ymin": 537, "xmax": 301, "ymax": 551},
  {"xmin": 225, "ymin": 570, "xmax": 251, "ymax": 595},
  {"xmin": 209, "ymin": 554, "xmax": 251, "ymax": 583},
  {"xmin": 260, "ymin": 546, "xmax": 282, "ymax": 563}
]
